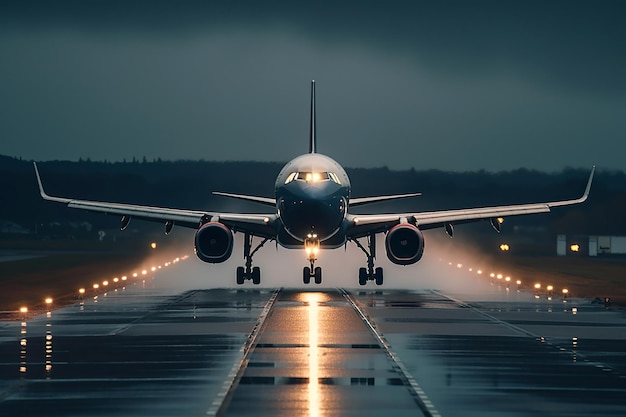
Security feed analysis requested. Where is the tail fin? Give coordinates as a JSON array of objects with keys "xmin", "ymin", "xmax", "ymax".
[{"xmin": 309, "ymin": 80, "xmax": 316, "ymax": 153}]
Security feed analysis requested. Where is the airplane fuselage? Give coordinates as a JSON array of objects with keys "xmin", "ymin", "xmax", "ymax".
[{"xmin": 275, "ymin": 153, "xmax": 351, "ymax": 249}]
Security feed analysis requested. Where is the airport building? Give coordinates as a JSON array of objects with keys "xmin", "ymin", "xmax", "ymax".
[{"xmin": 557, "ymin": 234, "xmax": 626, "ymax": 256}]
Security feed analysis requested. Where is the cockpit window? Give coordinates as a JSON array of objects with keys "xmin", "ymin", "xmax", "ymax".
[
  {"xmin": 285, "ymin": 171, "xmax": 341, "ymax": 184},
  {"xmin": 296, "ymin": 172, "xmax": 329, "ymax": 182},
  {"xmin": 329, "ymin": 172, "xmax": 342, "ymax": 184},
  {"xmin": 284, "ymin": 172, "xmax": 297, "ymax": 184}
]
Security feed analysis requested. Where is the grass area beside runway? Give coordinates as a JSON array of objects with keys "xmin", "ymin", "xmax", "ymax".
[
  {"xmin": 0, "ymin": 251, "xmax": 150, "ymax": 317},
  {"xmin": 480, "ymin": 254, "xmax": 626, "ymax": 306}
]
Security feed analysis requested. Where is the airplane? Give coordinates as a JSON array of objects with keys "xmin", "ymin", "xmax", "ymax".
[{"xmin": 33, "ymin": 80, "xmax": 595, "ymax": 286}]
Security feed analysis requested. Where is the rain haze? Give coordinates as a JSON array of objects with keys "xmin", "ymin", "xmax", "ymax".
[{"xmin": 1, "ymin": 0, "xmax": 625, "ymax": 172}]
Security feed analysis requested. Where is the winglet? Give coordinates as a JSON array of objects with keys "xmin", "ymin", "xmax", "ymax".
[
  {"xmin": 33, "ymin": 162, "xmax": 71, "ymax": 203},
  {"xmin": 548, "ymin": 165, "xmax": 595, "ymax": 207},
  {"xmin": 309, "ymin": 80, "xmax": 316, "ymax": 154},
  {"xmin": 582, "ymin": 165, "xmax": 596, "ymax": 201}
]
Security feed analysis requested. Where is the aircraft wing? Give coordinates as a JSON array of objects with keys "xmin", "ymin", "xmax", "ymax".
[
  {"xmin": 34, "ymin": 163, "xmax": 277, "ymax": 237},
  {"xmin": 347, "ymin": 166, "xmax": 595, "ymax": 238}
]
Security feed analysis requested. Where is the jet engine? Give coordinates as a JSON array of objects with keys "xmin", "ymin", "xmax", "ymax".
[
  {"xmin": 194, "ymin": 222, "xmax": 234, "ymax": 263},
  {"xmin": 385, "ymin": 223, "xmax": 425, "ymax": 265}
]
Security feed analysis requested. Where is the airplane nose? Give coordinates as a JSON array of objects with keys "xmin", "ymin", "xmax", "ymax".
[{"xmin": 279, "ymin": 197, "xmax": 345, "ymax": 240}]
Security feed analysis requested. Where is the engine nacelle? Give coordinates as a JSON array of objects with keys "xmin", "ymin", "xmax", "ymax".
[
  {"xmin": 385, "ymin": 223, "xmax": 425, "ymax": 265},
  {"xmin": 194, "ymin": 222, "xmax": 234, "ymax": 263}
]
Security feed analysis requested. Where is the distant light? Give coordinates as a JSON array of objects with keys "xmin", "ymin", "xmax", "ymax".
[
  {"xmin": 457, "ymin": 263, "xmax": 462, "ymax": 268},
  {"xmin": 499, "ymin": 244, "xmax": 510, "ymax": 251},
  {"xmin": 78, "ymin": 288, "xmax": 85, "ymax": 294},
  {"xmin": 497, "ymin": 274, "xmax": 503, "ymax": 279},
  {"xmin": 497, "ymin": 217, "xmax": 504, "ymax": 224},
  {"xmin": 534, "ymin": 283, "xmax": 541, "ymax": 290},
  {"xmin": 570, "ymin": 244, "xmax": 580, "ymax": 252},
  {"xmin": 151, "ymin": 242, "xmax": 157, "ymax": 249},
  {"xmin": 93, "ymin": 283, "xmax": 100, "ymax": 289},
  {"xmin": 20, "ymin": 307, "xmax": 28, "ymax": 314},
  {"xmin": 516, "ymin": 280, "xmax": 522, "ymax": 285},
  {"xmin": 151, "ymin": 266, "xmax": 156, "ymax": 272},
  {"xmin": 133, "ymin": 272, "xmax": 138, "ymax": 278},
  {"xmin": 142, "ymin": 270, "xmax": 147, "ymax": 275},
  {"xmin": 562, "ymin": 288, "xmax": 569, "ymax": 294},
  {"xmin": 113, "ymin": 277, "xmax": 119, "ymax": 283},
  {"xmin": 122, "ymin": 276, "xmax": 127, "ymax": 281},
  {"xmin": 477, "ymin": 270, "xmax": 482, "ymax": 274},
  {"xmin": 546, "ymin": 285, "xmax": 554, "ymax": 292},
  {"xmin": 45, "ymin": 297, "xmax": 53, "ymax": 305},
  {"xmin": 505, "ymin": 276, "xmax": 511, "ymax": 282}
]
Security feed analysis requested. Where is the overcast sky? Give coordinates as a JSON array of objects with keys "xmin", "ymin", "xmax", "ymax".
[{"xmin": 1, "ymin": 1, "xmax": 624, "ymax": 172}]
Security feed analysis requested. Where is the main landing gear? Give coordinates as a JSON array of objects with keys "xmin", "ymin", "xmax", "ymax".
[
  {"xmin": 236, "ymin": 233, "xmax": 269, "ymax": 285},
  {"xmin": 352, "ymin": 233, "xmax": 383, "ymax": 286},
  {"xmin": 303, "ymin": 233, "xmax": 322, "ymax": 284}
]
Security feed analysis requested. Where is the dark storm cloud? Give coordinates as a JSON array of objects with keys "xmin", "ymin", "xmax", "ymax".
[
  {"xmin": 0, "ymin": 1, "xmax": 624, "ymax": 171},
  {"xmin": 3, "ymin": 1, "xmax": 624, "ymax": 96}
]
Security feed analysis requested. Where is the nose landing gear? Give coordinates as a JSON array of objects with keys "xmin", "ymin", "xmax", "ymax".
[{"xmin": 303, "ymin": 234, "xmax": 322, "ymax": 284}]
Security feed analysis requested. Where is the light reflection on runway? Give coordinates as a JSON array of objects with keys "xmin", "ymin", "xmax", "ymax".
[{"xmin": 305, "ymin": 292, "xmax": 320, "ymax": 417}]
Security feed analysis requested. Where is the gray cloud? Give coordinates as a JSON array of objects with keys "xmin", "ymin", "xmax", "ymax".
[{"xmin": 0, "ymin": 0, "xmax": 624, "ymax": 171}]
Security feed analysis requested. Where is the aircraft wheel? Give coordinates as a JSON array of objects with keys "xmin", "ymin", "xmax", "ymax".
[
  {"xmin": 236, "ymin": 266, "xmax": 245, "ymax": 285},
  {"xmin": 252, "ymin": 267, "xmax": 261, "ymax": 285},
  {"xmin": 358, "ymin": 267, "xmax": 367, "ymax": 286},
  {"xmin": 314, "ymin": 267, "xmax": 322, "ymax": 284},
  {"xmin": 303, "ymin": 267, "xmax": 311, "ymax": 284},
  {"xmin": 375, "ymin": 267, "xmax": 383, "ymax": 286}
]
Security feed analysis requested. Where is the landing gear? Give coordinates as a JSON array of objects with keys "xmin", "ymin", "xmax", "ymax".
[
  {"xmin": 352, "ymin": 234, "xmax": 384, "ymax": 286},
  {"xmin": 303, "ymin": 266, "xmax": 322, "ymax": 284},
  {"xmin": 303, "ymin": 234, "xmax": 322, "ymax": 284},
  {"xmin": 236, "ymin": 233, "xmax": 268, "ymax": 285}
]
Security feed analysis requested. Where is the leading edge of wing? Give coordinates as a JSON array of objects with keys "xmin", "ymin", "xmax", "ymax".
[
  {"xmin": 350, "ymin": 192, "xmax": 421, "ymax": 207},
  {"xmin": 212, "ymin": 191, "xmax": 276, "ymax": 206},
  {"xmin": 348, "ymin": 166, "xmax": 595, "ymax": 231},
  {"xmin": 33, "ymin": 162, "xmax": 275, "ymax": 230}
]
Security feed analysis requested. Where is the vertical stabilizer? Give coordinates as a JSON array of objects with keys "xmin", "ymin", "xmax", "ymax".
[{"xmin": 309, "ymin": 80, "xmax": 316, "ymax": 153}]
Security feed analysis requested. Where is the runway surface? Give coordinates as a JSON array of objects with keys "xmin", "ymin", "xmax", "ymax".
[{"xmin": 1, "ymin": 268, "xmax": 626, "ymax": 416}]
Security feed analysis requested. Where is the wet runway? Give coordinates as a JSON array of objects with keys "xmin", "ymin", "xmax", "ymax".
[{"xmin": 1, "ymin": 272, "xmax": 626, "ymax": 416}]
